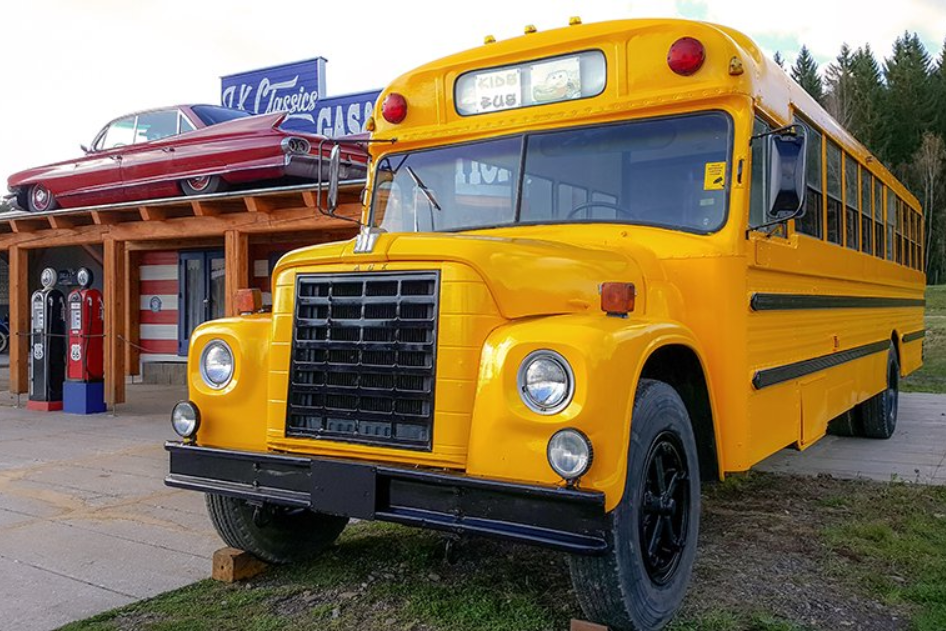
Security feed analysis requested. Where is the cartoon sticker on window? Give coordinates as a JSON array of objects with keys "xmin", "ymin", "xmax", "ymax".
[
  {"xmin": 530, "ymin": 57, "xmax": 581, "ymax": 104},
  {"xmin": 703, "ymin": 162, "xmax": 726, "ymax": 190}
]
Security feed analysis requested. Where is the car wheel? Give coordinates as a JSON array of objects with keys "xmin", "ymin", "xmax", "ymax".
[
  {"xmin": 181, "ymin": 175, "xmax": 228, "ymax": 196},
  {"xmin": 858, "ymin": 343, "xmax": 899, "ymax": 439},
  {"xmin": 569, "ymin": 378, "xmax": 701, "ymax": 631},
  {"xmin": 28, "ymin": 184, "xmax": 58, "ymax": 212},
  {"xmin": 205, "ymin": 494, "xmax": 348, "ymax": 564}
]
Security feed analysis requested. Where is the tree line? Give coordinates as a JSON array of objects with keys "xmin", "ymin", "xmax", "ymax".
[{"xmin": 784, "ymin": 34, "xmax": 946, "ymax": 284}]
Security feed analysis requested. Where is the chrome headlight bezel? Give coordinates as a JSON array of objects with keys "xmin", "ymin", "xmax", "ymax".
[
  {"xmin": 199, "ymin": 339, "xmax": 234, "ymax": 390},
  {"xmin": 517, "ymin": 350, "xmax": 575, "ymax": 415},
  {"xmin": 547, "ymin": 428, "xmax": 594, "ymax": 481},
  {"xmin": 171, "ymin": 400, "xmax": 201, "ymax": 438}
]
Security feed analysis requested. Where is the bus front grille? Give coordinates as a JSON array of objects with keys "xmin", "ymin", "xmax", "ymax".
[{"xmin": 286, "ymin": 272, "xmax": 439, "ymax": 450}]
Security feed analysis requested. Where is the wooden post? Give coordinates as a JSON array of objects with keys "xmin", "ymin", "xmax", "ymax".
[
  {"xmin": 104, "ymin": 238, "xmax": 126, "ymax": 406},
  {"xmin": 8, "ymin": 246, "xmax": 28, "ymax": 395},
  {"xmin": 224, "ymin": 230, "xmax": 249, "ymax": 317},
  {"xmin": 125, "ymin": 249, "xmax": 140, "ymax": 377}
]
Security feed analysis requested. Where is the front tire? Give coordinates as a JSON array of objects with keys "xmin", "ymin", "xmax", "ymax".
[
  {"xmin": 205, "ymin": 494, "xmax": 348, "ymax": 564},
  {"xmin": 28, "ymin": 184, "xmax": 58, "ymax": 212},
  {"xmin": 569, "ymin": 379, "xmax": 701, "ymax": 631},
  {"xmin": 859, "ymin": 343, "xmax": 899, "ymax": 439}
]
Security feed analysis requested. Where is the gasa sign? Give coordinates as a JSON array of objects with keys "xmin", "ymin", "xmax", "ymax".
[{"xmin": 221, "ymin": 58, "xmax": 379, "ymax": 137}]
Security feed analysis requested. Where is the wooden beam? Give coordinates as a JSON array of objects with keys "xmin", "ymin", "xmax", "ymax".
[
  {"xmin": 103, "ymin": 238, "xmax": 126, "ymax": 406},
  {"xmin": 81, "ymin": 244, "xmax": 104, "ymax": 266},
  {"xmin": 10, "ymin": 218, "xmax": 44, "ymax": 233},
  {"xmin": 125, "ymin": 238, "xmax": 222, "ymax": 252},
  {"xmin": 8, "ymin": 246, "xmax": 28, "ymax": 394},
  {"xmin": 224, "ymin": 230, "xmax": 250, "ymax": 317},
  {"xmin": 191, "ymin": 201, "xmax": 221, "ymax": 217},
  {"xmin": 244, "ymin": 196, "xmax": 275, "ymax": 213},
  {"xmin": 139, "ymin": 205, "xmax": 171, "ymax": 221},
  {"xmin": 47, "ymin": 215, "xmax": 80, "ymax": 230},
  {"xmin": 125, "ymin": 249, "xmax": 141, "ymax": 377},
  {"xmin": 91, "ymin": 210, "xmax": 122, "ymax": 225}
]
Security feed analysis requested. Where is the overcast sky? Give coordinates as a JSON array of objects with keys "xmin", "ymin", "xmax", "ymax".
[{"xmin": 2, "ymin": 0, "xmax": 945, "ymax": 182}]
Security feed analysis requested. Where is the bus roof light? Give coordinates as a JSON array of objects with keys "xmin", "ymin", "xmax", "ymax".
[
  {"xmin": 569, "ymin": 16, "xmax": 582, "ymax": 26},
  {"xmin": 382, "ymin": 93, "xmax": 408, "ymax": 124},
  {"xmin": 668, "ymin": 37, "xmax": 706, "ymax": 76}
]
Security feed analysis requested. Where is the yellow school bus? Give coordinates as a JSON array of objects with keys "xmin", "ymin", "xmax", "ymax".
[{"xmin": 166, "ymin": 17, "xmax": 926, "ymax": 630}]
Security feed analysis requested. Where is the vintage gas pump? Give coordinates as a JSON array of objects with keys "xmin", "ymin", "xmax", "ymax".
[
  {"xmin": 64, "ymin": 267, "xmax": 106, "ymax": 414},
  {"xmin": 28, "ymin": 268, "xmax": 66, "ymax": 411}
]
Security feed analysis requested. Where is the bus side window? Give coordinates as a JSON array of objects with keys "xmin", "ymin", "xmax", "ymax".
[
  {"xmin": 844, "ymin": 153, "xmax": 859, "ymax": 250},
  {"xmin": 825, "ymin": 141, "xmax": 842, "ymax": 245},
  {"xmin": 861, "ymin": 171, "xmax": 873, "ymax": 254},
  {"xmin": 795, "ymin": 121, "xmax": 823, "ymax": 238}
]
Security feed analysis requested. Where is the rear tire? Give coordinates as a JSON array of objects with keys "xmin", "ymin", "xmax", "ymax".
[
  {"xmin": 181, "ymin": 175, "xmax": 228, "ymax": 196},
  {"xmin": 205, "ymin": 494, "xmax": 348, "ymax": 564},
  {"xmin": 859, "ymin": 343, "xmax": 899, "ymax": 439},
  {"xmin": 569, "ymin": 379, "xmax": 701, "ymax": 631}
]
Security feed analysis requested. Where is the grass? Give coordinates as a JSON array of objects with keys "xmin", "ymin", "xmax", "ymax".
[
  {"xmin": 60, "ymin": 474, "xmax": 946, "ymax": 631},
  {"xmin": 902, "ymin": 284, "xmax": 946, "ymax": 393}
]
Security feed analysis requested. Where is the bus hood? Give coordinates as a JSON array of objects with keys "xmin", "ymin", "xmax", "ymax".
[{"xmin": 275, "ymin": 232, "xmax": 643, "ymax": 320}]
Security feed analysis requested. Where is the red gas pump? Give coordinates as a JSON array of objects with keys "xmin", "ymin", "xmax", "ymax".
[{"xmin": 63, "ymin": 268, "xmax": 106, "ymax": 414}]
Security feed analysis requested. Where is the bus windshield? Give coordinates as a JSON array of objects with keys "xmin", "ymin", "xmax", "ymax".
[{"xmin": 371, "ymin": 112, "xmax": 732, "ymax": 234}]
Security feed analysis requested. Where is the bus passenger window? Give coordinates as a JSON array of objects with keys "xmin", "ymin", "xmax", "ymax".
[
  {"xmin": 874, "ymin": 180, "xmax": 884, "ymax": 258},
  {"xmin": 861, "ymin": 171, "xmax": 873, "ymax": 254},
  {"xmin": 826, "ymin": 141, "xmax": 842, "ymax": 244},
  {"xmin": 796, "ymin": 122, "xmax": 823, "ymax": 238},
  {"xmin": 844, "ymin": 155, "xmax": 859, "ymax": 250}
]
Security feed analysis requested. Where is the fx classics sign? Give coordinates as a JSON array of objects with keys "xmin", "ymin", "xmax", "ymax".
[{"xmin": 221, "ymin": 58, "xmax": 380, "ymax": 137}]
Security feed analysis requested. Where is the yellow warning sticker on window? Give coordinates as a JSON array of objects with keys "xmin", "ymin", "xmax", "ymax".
[{"xmin": 704, "ymin": 162, "xmax": 726, "ymax": 190}]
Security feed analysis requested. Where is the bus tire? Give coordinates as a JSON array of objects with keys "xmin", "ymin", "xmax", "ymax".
[
  {"xmin": 568, "ymin": 379, "xmax": 700, "ymax": 631},
  {"xmin": 859, "ymin": 343, "xmax": 899, "ymax": 439},
  {"xmin": 205, "ymin": 494, "xmax": 348, "ymax": 564}
]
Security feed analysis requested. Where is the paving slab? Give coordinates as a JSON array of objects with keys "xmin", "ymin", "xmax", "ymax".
[{"xmin": 758, "ymin": 392, "xmax": 946, "ymax": 483}]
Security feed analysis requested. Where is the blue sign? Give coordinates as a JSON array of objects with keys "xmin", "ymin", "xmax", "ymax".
[{"xmin": 221, "ymin": 58, "xmax": 379, "ymax": 137}]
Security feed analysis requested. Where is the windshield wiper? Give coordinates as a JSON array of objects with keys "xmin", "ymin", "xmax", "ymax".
[{"xmin": 405, "ymin": 166, "xmax": 442, "ymax": 212}]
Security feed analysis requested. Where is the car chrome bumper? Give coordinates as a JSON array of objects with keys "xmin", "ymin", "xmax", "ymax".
[
  {"xmin": 165, "ymin": 442, "xmax": 609, "ymax": 554},
  {"xmin": 284, "ymin": 155, "xmax": 367, "ymax": 181}
]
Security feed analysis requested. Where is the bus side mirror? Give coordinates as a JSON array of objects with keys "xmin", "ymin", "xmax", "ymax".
[
  {"xmin": 767, "ymin": 132, "xmax": 807, "ymax": 219},
  {"xmin": 327, "ymin": 144, "xmax": 341, "ymax": 212}
]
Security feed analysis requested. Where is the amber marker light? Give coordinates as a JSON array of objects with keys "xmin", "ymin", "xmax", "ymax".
[
  {"xmin": 381, "ymin": 93, "xmax": 408, "ymax": 124},
  {"xmin": 668, "ymin": 37, "xmax": 706, "ymax": 76},
  {"xmin": 235, "ymin": 288, "xmax": 262, "ymax": 315},
  {"xmin": 601, "ymin": 282, "xmax": 636, "ymax": 315}
]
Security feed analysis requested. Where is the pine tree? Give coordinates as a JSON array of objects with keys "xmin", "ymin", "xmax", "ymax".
[
  {"xmin": 773, "ymin": 51, "xmax": 785, "ymax": 69},
  {"xmin": 791, "ymin": 45, "xmax": 825, "ymax": 104},
  {"xmin": 881, "ymin": 32, "xmax": 934, "ymax": 168},
  {"xmin": 825, "ymin": 43, "xmax": 855, "ymax": 128},
  {"xmin": 930, "ymin": 39, "xmax": 946, "ymax": 143},
  {"xmin": 848, "ymin": 45, "xmax": 885, "ymax": 155}
]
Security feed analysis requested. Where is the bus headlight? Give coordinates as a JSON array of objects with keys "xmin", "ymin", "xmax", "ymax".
[
  {"xmin": 518, "ymin": 350, "xmax": 574, "ymax": 414},
  {"xmin": 171, "ymin": 401, "xmax": 201, "ymax": 438},
  {"xmin": 547, "ymin": 428, "xmax": 593, "ymax": 480},
  {"xmin": 200, "ymin": 340, "xmax": 234, "ymax": 389}
]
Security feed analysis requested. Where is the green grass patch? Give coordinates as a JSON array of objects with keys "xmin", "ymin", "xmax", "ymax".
[
  {"xmin": 902, "ymin": 284, "xmax": 946, "ymax": 393},
  {"xmin": 823, "ymin": 482, "xmax": 946, "ymax": 631}
]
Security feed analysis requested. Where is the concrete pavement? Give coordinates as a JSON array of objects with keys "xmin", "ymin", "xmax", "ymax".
[
  {"xmin": 758, "ymin": 392, "xmax": 946, "ymax": 483},
  {"xmin": 0, "ymin": 377, "xmax": 219, "ymax": 631},
  {"xmin": 0, "ymin": 375, "xmax": 943, "ymax": 631}
]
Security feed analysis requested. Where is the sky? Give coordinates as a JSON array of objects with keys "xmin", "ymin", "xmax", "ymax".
[{"xmin": 2, "ymin": 0, "xmax": 945, "ymax": 182}]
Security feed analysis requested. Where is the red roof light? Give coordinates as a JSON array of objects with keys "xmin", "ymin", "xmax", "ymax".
[
  {"xmin": 381, "ymin": 93, "xmax": 408, "ymax": 124},
  {"xmin": 668, "ymin": 37, "xmax": 706, "ymax": 76}
]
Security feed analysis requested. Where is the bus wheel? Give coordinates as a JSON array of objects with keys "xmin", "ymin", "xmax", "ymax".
[
  {"xmin": 859, "ymin": 343, "xmax": 899, "ymax": 439},
  {"xmin": 569, "ymin": 379, "xmax": 700, "ymax": 631},
  {"xmin": 205, "ymin": 494, "xmax": 348, "ymax": 564}
]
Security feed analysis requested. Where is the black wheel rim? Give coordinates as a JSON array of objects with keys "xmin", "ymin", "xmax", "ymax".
[{"xmin": 639, "ymin": 431, "xmax": 690, "ymax": 585}]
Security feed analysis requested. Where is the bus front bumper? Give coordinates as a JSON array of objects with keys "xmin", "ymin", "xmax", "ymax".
[{"xmin": 165, "ymin": 442, "xmax": 608, "ymax": 555}]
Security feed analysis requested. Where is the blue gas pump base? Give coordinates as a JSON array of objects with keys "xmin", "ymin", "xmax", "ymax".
[{"xmin": 64, "ymin": 381, "xmax": 107, "ymax": 415}]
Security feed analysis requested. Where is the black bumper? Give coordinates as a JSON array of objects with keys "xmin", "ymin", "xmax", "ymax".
[{"xmin": 165, "ymin": 442, "xmax": 608, "ymax": 555}]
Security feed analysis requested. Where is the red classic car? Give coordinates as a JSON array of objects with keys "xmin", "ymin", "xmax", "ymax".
[{"xmin": 6, "ymin": 104, "xmax": 367, "ymax": 212}]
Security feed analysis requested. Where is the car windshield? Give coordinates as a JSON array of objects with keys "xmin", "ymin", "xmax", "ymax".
[
  {"xmin": 371, "ymin": 112, "xmax": 732, "ymax": 234},
  {"xmin": 191, "ymin": 105, "xmax": 252, "ymax": 126}
]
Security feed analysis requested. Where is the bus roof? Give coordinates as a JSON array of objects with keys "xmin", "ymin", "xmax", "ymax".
[{"xmin": 372, "ymin": 18, "xmax": 919, "ymax": 209}]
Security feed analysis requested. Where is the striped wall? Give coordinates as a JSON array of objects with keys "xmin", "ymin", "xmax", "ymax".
[{"xmin": 139, "ymin": 251, "xmax": 179, "ymax": 356}]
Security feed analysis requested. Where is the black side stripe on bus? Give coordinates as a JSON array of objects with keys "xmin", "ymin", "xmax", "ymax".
[
  {"xmin": 750, "ymin": 294, "xmax": 925, "ymax": 312},
  {"xmin": 752, "ymin": 340, "xmax": 890, "ymax": 390},
  {"xmin": 903, "ymin": 329, "xmax": 926, "ymax": 344}
]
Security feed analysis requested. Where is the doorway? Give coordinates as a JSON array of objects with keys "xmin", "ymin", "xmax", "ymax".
[{"xmin": 178, "ymin": 250, "xmax": 225, "ymax": 355}]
